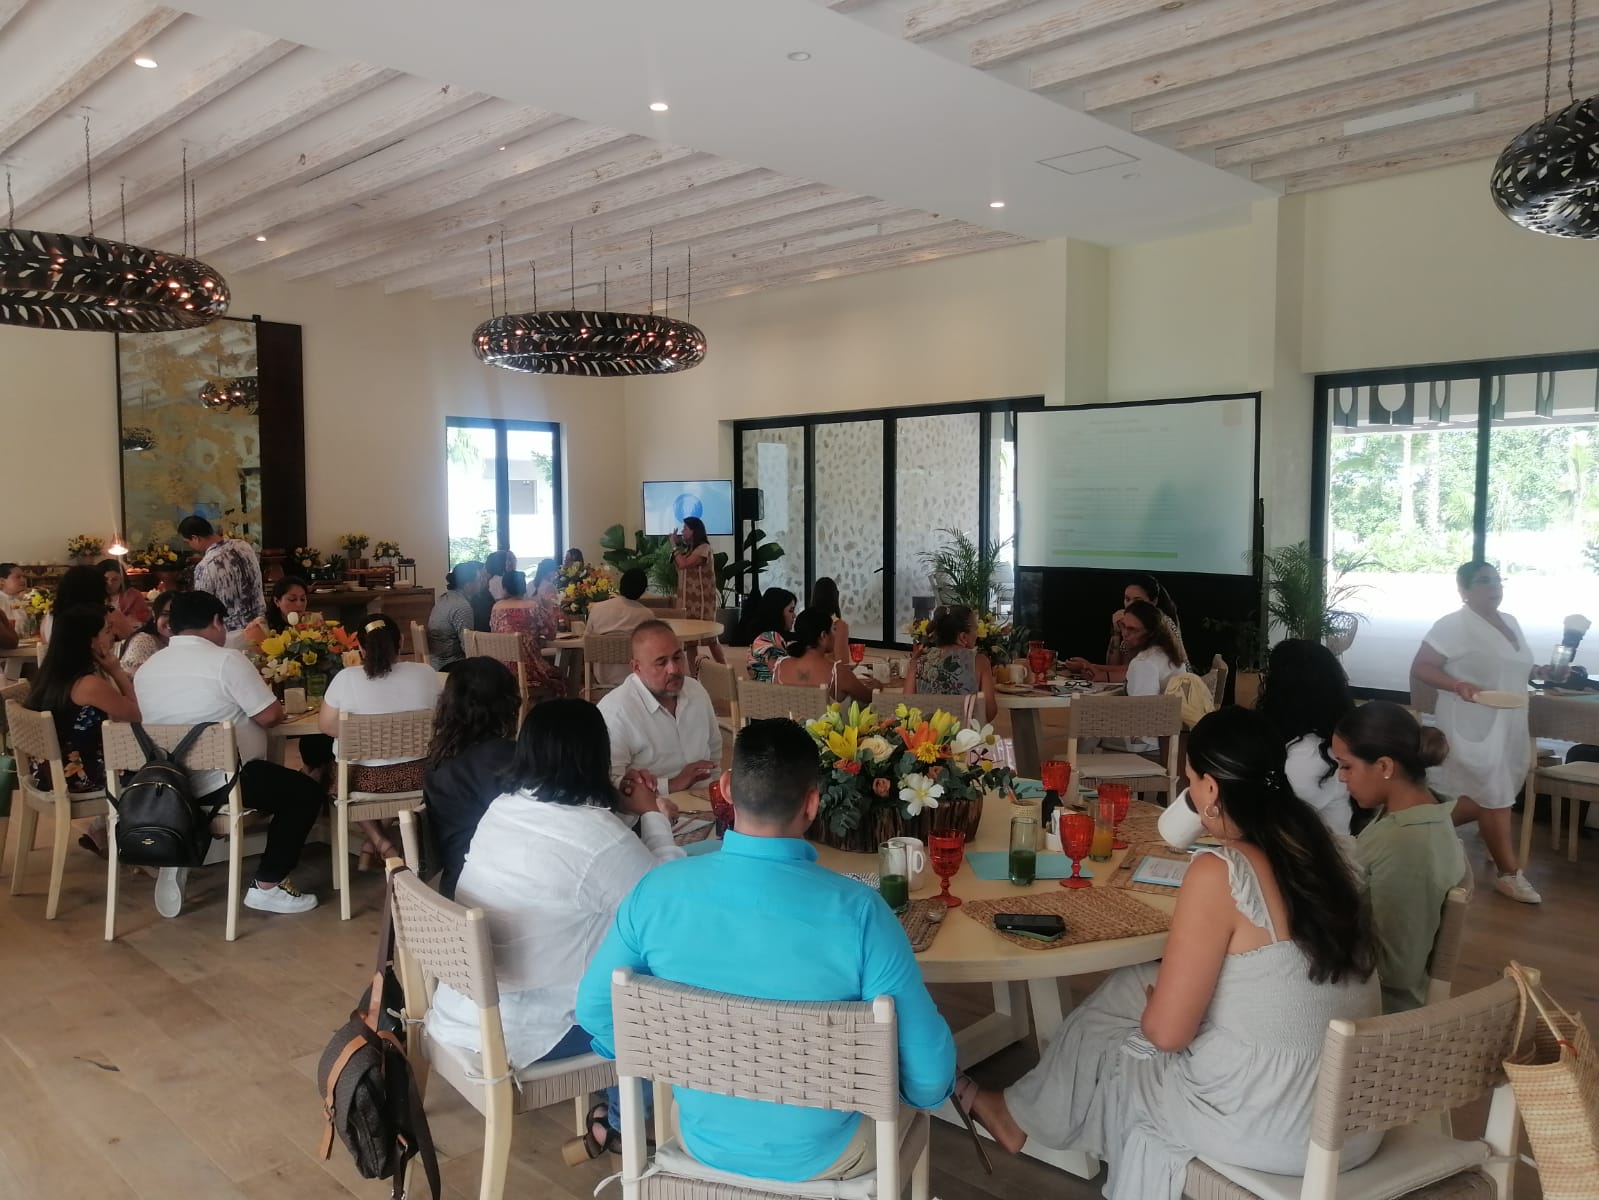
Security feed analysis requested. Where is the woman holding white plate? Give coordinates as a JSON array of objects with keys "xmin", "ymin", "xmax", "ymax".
[{"xmin": 1408, "ymin": 560, "xmax": 1539, "ymax": 904}]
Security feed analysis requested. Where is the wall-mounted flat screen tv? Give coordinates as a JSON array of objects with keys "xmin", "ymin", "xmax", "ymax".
[{"xmin": 642, "ymin": 479, "xmax": 734, "ymax": 536}]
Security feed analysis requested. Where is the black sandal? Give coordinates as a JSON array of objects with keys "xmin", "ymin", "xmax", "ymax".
[{"xmin": 561, "ymin": 1101, "xmax": 622, "ymax": 1166}]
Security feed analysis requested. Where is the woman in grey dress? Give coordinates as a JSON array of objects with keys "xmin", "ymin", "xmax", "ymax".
[{"xmin": 959, "ymin": 707, "xmax": 1380, "ymax": 1200}]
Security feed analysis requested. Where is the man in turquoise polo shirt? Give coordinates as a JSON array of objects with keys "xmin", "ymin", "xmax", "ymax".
[{"xmin": 576, "ymin": 718, "xmax": 956, "ymax": 1182}]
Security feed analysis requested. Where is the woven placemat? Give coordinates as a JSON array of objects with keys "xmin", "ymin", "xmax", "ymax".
[
  {"xmin": 961, "ymin": 888, "xmax": 1171, "ymax": 951},
  {"xmin": 900, "ymin": 899, "xmax": 946, "ymax": 953},
  {"xmin": 673, "ymin": 820, "xmax": 717, "ymax": 846},
  {"xmin": 1110, "ymin": 840, "xmax": 1190, "ymax": 897}
]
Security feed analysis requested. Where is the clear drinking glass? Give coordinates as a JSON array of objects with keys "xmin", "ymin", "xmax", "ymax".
[
  {"xmin": 878, "ymin": 841, "xmax": 910, "ymax": 914},
  {"xmin": 1009, "ymin": 815, "xmax": 1038, "ymax": 886}
]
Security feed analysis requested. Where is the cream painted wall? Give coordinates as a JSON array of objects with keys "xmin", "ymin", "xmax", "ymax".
[
  {"xmin": 1106, "ymin": 222, "xmax": 1254, "ymax": 403},
  {"xmin": 1300, "ymin": 159, "xmax": 1599, "ymax": 372},
  {"xmin": 0, "ymin": 271, "xmax": 628, "ymax": 592}
]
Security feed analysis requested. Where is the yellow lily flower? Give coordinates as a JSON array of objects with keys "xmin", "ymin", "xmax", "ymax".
[{"xmin": 826, "ymin": 725, "xmax": 859, "ymax": 761}]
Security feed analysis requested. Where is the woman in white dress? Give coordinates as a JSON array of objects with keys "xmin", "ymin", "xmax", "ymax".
[
  {"xmin": 1408, "ymin": 561, "xmax": 1540, "ymax": 904},
  {"xmin": 959, "ymin": 707, "xmax": 1379, "ymax": 1200}
]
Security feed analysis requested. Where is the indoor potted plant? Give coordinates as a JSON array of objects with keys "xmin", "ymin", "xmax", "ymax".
[
  {"xmin": 338, "ymin": 532, "xmax": 371, "ymax": 569},
  {"xmin": 1261, "ymin": 541, "xmax": 1368, "ymax": 658}
]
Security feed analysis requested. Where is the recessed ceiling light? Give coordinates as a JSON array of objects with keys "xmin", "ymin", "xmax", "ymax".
[
  {"xmin": 787, "ymin": 51, "xmax": 812, "ymax": 62},
  {"xmin": 989, "ymin": 200, "xmax": 1006, "ymax": 209},
  {"xmin": 254, "ymin": 235, "xmax": 267, "ymax": 242},
  {"xmin": 649, "ymin": 101, "xmax": 669, "ymax": 112},
  {"xmin": 133, "ymin": 56, "xmax": 158, "ymax": 69},
  {"xmin": 498, "ymin": 145, "xmax": 507, "ymax": 151}
]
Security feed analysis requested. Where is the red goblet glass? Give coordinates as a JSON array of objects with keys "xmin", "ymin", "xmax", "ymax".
[
  {"xmin": 1028, "ymin": 646, "xmax": 1052, "ymax": 686},
  {"xmin": 1109, "ymin": 783, "xmax": 1131, "ymax": 850},
  {"xmin": 928, "ymin": 831, "xmax": 966, "ymax": 908},
  {"xmin": 849, "ymin": 642, "xmax": 865, "ymax": 666},
  {"xmin": 1060, "ymin": 812, "xmax": 1094, "ymax": 889}
]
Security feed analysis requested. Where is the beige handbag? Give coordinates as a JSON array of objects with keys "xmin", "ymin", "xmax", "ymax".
[{"xmin": 1504, "ymin": 961, "xmax": 1599, "ymax": 1199}]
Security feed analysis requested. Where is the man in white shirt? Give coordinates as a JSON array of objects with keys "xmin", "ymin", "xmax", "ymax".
[
  {"xmin": 133, "ymin": 591, "xmax": 320, "ymax": 918},
  {"xmin": 584, "ymin": 568, "xmax": 653, "ymax": 687},
  {"xmin": 597, "ymin": 620, "xmax": 721, "ymax": 794}
]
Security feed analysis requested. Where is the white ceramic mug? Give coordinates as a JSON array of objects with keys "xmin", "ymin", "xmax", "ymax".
[
  {"xmin": 886, "ymin": 836, "xmax": 928, "ymax": 889},
  {"xmin": 1009, "ymin": 663, "xmax": 1030, "ymax": 685}
]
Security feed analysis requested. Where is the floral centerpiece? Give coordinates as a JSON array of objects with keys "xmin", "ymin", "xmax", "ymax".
[
  {"xmin": 558, "ymin": 562, "xmax": 615, "ymax": 621},
  {"xmin": 16, "ymin": 587, "xmax": 51, "ymax": 638},
  {"xmin": 66, "ymin": 534, "xmax": 104, "ymax": 561},
  {"xmin": 338, "ymin": 532, "xmax": 370, "ymax": 561},
  {"xmin": 905, "ymin": 610, "xmax": 1024, "ymax": 666},
  {"xmin": 128, "ymin": 542, "xmax": 180, "ymax": 571},
  {"xmin": 373, "ymin": 539, "xmax": 402, "ymax": 561},
  {"xmin": 286, "ymin": 546, "xmax": 323, "ymax": 577},
  {"xmin": 805, "ymin": 700, "xmax": 1016, "ymax": 853},
  {"xmin": 250, "ymin": 620, "xmax": 360, "ymax": 694}
]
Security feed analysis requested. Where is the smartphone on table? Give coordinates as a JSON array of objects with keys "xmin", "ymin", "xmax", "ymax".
[{"xmin": 994, "ymin": 912, "xmax": 1066, "ymax": 941}]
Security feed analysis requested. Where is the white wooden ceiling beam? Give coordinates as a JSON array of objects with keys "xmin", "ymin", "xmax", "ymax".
[
  {"xmin": 822, "ymin": 0, "xmax": 881, "ymax": 11},
  {"xmin": 1213, "ymin": 60, "xmax": 1599, "ymax": 169},
  {"xmin": 1280, "ymin": 132, "xmax": 1509, "ymax": 192},
  {"xmin": 1127, "ymin": 0, "xmax": 1594, "ymax": 130},
  {"xmin": 435, "ymin": 198, "xmax": 921, "ymax": 304},
  {"xmin": 342, "ymin": 169, "xmax": 812, "ymax": 291},
  {"xmin": 8, "ymin": 31, "xmax": 292, "ymax": 217},
  {"xmin": 0, "ymin": 0, "xmax": 33, "ymax": 36},
  {"xmin": 971, "ymin": 0, "xmax": 1277, "ymax": 69},
  {"xmin": 1077, "ymin": 0, "xmax": 1507, "ymax": 107},
  {"xmin": 387, "ymin": 177, "xmax": 845, "ymax": 296},
  {"xmin": 0, "ymin": 0, "xmax": 179, "ymax": 158},
  {"xmin": 259, "ymin": 138, "xmax": 700, "ymax": 279},
  {"xmin": 1027, "ymin": 0, "xmax": 1354, "ymax": 91},
  {"xmin": 17, "ymin": 51, "xmax": 397, "ymax": 234},
  {"xmin": 1174, "ymin": 24, "xmax": 1599, "ymax": 149},
  {"xmin": 113, "ymin": 75, "xmax": 483, "ymax": 248},
  {"xmin": 170, "ymin": 101, "xmax": 561, "ymax": 255},
  {"xmin": 904, "ymin": 0, "xmax": 1046, "ymax": 44},
  {"xmin": 1248, "ymin": 99, "xmax": 1546, "ymax": 179}
]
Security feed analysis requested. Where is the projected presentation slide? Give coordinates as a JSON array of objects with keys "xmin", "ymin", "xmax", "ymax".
[
  {"xmin": 643, "ymin": 479, "xmax": 735, "ymax": 536},
  {"xmin": 1016, "ymin": 397, "xmax": 1257, "ymax": 576}
]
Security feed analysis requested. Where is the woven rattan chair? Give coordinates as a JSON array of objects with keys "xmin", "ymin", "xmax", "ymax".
[
  {"xmin": 1181, "ymin": 974, "xmax": 1523, "ymax": 1200},
  {"xmin": 610, "ymin": 967, "xmax": 931, "ymax": 1200},
  {"xmin": 698, "ymin": 659, "xmax": 739, "ymax": 738},
  {"xmin": 654, "ymin": 607, "xmax": 689, "ymax": 621},
  {"xmin": 386, "ymin": 862, "xmax": 615, "ymax": 1200},
  {"xmin": 1067, "ymin": 693, "xmax": 1182, "ymax": 803},
  {"xmin": 1202, "ymin": 655, "xmax": 1229, "ymax": 704},
  {"xmin": 735, "ymin": 678, "xmax": 831, "ymax": 725},
  {"xmin": 465, "ymin": 629, "xmax": 530, "ymax": 710},
  {"xmin": 0, "ymin": 680, "xmax": 29, "ymax": 876},
  {"xmin": 583, "ymin": 631, "xmax": 635, "ymax": 702},
  {"xmin": 1426, "ymin": 873, "xmax": 1472, "ymax": 1005},
  {"xmin": 333, "ymin": 709, "xmax": 431, "ymax": 921},
  {"xmin": 5, "ymin": 698, "xmax": 109, "ymax": 918},
  {"xmin": 410, "ymin": 620, "xmax": 429, "ymax": 663},
  {"xmin": 1519, "ymin": 695, "xmax": 1599, "ymax": 866},
  {"xmin": 101, "ymin": 721, "xmax": 250, "ymax": 942}
]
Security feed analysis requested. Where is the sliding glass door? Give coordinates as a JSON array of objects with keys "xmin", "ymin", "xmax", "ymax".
[
  {"xmin": 445, "ymin": 417, "xmax": 563, "ymax": 569},
  {"xmin": 1317, "ymin": 354, "xmax": 1599, "ymax": 694}
]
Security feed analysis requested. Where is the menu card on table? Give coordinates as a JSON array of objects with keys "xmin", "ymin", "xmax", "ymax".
[{"xmin": 1131, "ymin": 855, "xmax": 1189, "ymax": 888}]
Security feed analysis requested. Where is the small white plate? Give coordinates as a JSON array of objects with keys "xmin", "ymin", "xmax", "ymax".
[{"xmin": 1472, "ymin": 690, "xmax": 1528, "ymax": 709}]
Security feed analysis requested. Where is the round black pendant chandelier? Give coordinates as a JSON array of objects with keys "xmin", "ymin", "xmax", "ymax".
[
  {"xmin": 1490, "ymin": 0, "xmax": 1599, "ymax": 239},
  {"xmin": 472, "ymin": 309, "xmax": 706, "ymax": 376},
  {"xmin": 0, "ymin": 129, "xmax": 230, "ymax": 332},
  {"xmin": 199, "ymin": 375, "xmax": 259, "ymax": 412},
  {"xmin": 471, "ymin": 230, "xmax": 706, "ymax": 377}
]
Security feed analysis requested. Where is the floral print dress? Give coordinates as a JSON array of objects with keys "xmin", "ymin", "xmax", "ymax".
[
  {"xmin": 30, "ymin": 702, "xmax": 110, "ymax": 792},
  {"xmin": 490, "ymin": 600, "xmax": 565, "ymax": 694}
]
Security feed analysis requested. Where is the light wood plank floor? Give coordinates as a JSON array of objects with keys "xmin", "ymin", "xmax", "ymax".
[{"xmin": 0, "ymin": 809, "xmax": 1591, "ymax": 1198}]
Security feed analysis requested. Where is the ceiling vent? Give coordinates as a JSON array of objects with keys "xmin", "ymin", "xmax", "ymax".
[{"xmin": 1037, "ymin": 146, "xmax": 1140, "ymax": 175}]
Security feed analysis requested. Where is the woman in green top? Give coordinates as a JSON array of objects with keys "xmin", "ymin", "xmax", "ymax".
[{"xmin": 1331, "ymin": 702, "xmax": 1468, "ymax": 1012}]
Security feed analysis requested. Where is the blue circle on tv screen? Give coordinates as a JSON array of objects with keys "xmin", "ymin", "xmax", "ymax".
[{"xmin": 673, "ymin": 493, "xmax": 704, "ymax": 523}]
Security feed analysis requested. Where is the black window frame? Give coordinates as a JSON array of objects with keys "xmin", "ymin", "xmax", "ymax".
[{"xmin": 444, "ymin": 416, "xmax": 565, "ymax": 561}]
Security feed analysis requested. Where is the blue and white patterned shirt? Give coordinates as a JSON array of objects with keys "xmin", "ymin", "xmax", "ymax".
[{"xmin": 192, "ymin": 538, "xmax": 264, "ymax": 632}]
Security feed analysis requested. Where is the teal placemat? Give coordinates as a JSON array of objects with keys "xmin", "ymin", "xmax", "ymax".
[
  {"xmin": 1012, "ymin": 778, "xmax": 1044, "ymax": 798},
  {"xmin": 965, "ymin": 851, "xmax": 1093, "ymax": 881}
]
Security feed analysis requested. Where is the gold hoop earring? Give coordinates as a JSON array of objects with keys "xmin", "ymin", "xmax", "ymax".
[{"xmin": 1204, "ymin": 805, "xmax": 1221, "ymax": 820}]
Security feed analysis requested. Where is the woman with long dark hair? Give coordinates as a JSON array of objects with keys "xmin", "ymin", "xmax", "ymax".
[
  {"xmin": 242, "ymin": 575, "xmax": 316, "ymax": 645},
  {"xmin": 25, "ymin": 603, "xmax": 142, "ymax": 794},
  {"xmin": 99, "ymin": 558, "xmax": 151, "ymax": 626},
  {"xmin": 905, "ymin": 604, "xmax": 998, "ymax": 721},
  {"xmin": 41, "ymin": 564, "xmax": 138, "ymax": 645},
  {"xmin": 771, "ymin": 608, "xmax": 876, "ymax": 705},
  {"xmin": 119, "ymin": 590, "xmax": 176, "ymax": 676},
  {"xmin": 743, "ymin": 587, "xmax": 797, "ymax": 682},
  {"xmin": 320, "ymin": 614, "xmax": 442, "ymax": 867},
  {"xmin": 424, "ymin": 698, "xmax": 681, "ymax": 1159},
  {"xmin": 423, "ymin": 656, "xmax": 521, "ymax": 897},
  {"xmin": 1106, "ymin": 574, "xmax": 1185, "ymax": 666},
  {"xmin": 1334, "ymin": 702, "xmax": 1465, "ymax": 1012},
  {"xmin": 960, "ymin": 707, "xmax": 1378, "ymax": 1199},
  {"xmin": 1257, "ymin": 639, "xmax": 1357, "ymax": 837},
  {"xmin": 1067, "ymin": 598, "xmax": 1185, "ymax": 691},
  {"xmin": 808, "ymin": 576, "xmax": 852, "ymax": 663},
  {"xmin": 671, "ymin": 515, "xmax": 727, "ymax": 665}
]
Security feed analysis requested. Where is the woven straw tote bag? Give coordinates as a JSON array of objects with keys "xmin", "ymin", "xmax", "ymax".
[{"xmin": 1504, "ymin": 961, "xmax": 1599, "ymax": 1198}]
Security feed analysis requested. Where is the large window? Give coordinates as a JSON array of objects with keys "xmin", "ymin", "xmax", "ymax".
[
  {"xmin": 735, "ymin": 398, "xmax": 1039, "ymax": 646},
  {"xmin": 445, "ymin": 418, "xmax": 563, "ymax": 568},
  {"xmin": 1316, "ymin": 353, "xmax": 1599, "ymax": 694}
]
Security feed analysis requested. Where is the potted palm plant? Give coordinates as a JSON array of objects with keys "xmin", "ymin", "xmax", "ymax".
[{"xmin": 1261, "ymin": 541, "xmax": 1368, "ymax": 657}]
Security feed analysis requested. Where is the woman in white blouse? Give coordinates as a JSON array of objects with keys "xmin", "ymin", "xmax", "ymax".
[
  {"xmin": 1068, "ymin": 600, "xmax": 1184, "ymax": 693},
  {"xmin": 425, "ymin": 697, "xmax": 682, "ymax": 1159},
  {"xmin": 1255, "ymin": 639, "xmax": 1356, "ymax": 839}
]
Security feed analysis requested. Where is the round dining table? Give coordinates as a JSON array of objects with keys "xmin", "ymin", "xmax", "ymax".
[{"xmin": 672, "ymin": 786, "xmax": 1173, "ymax": 1179}]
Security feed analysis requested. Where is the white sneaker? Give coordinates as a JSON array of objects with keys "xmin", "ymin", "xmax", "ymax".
[
  {"xmin": 154, "ymin": 867, "xmax": 189, "ymax": 918},
  {"xmin": 243, "ymin": 877, "xmax": 319, "ymax": 914},
  {"xmin": 1494, "ymin": 871, "xmax": 1542, "ymax": 905}
]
